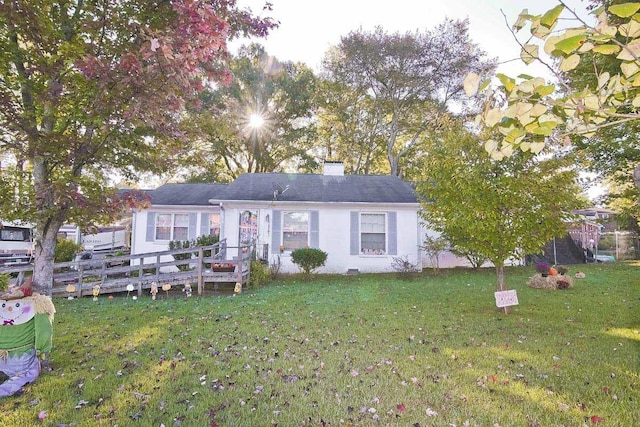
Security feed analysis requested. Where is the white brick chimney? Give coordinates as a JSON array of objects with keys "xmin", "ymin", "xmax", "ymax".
[{"xmin": 323, "ymin": 161, "xmax": 344, "ymax": 176}]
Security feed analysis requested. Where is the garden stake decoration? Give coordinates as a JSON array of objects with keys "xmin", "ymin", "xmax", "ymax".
[
  {"xmin": 150, "ymin": 282, "xmax": 158, "ymax": 300},
  {"xmin": 234, "ymin": 282, "xmax": 242, "ymax": 294},
  {"xmin": 92, "ymin": 285, "xmax": 100, "ymax": 301},
  {"xmin": 183, "ymin": 282, "xmax": 192, "ymax": 298},
  {"xmin": 65, "ymin": 284, "xmax": 76, "ymax": 300},
  {"xmin": 0, "ymin": 278, "xmax": 56, "ymax": 397},
  {"xmin": 162, "ymin": 283, "xmax": 171, "ymax": 299},
  {"xmin": 126, "ymin": 284, "xmax": 134, "ymax": 299}
]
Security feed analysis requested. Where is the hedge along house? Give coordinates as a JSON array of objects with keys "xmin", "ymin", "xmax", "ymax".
[
  {"xmin": 208, "ymin": 162, "xmax": 423, "ymax": 274},
  {"xmin": 129, "ymin": 162, "xmax": 424, "ymax": 274}
]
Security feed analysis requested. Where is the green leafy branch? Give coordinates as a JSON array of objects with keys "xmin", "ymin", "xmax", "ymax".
[{"xmin": 464, "ymin": 1, "xmax": 640, "ymax": 159}]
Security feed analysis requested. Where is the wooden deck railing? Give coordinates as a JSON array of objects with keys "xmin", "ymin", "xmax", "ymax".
[{"xmin": 0, "ymin": 239, "xmax": 254, "ymax": 298}]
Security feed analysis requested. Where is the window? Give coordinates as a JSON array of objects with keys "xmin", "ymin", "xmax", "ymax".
[
  {"xmin": 360, "ymin": 213, "xmax": 386, "ymax": 255},
  {"xmin": 282, "ymin": 211, "xmax": 309, "ymax": 251},
  {"xmin": 155, "ymin": 213, "xmax": 189, "ymax": 241},
  {"xmin": 209, "ymin": 214, "xmax": 221, "ymax": 237},
  {"xmin": 1, "ymin": 228, "xmax": 29, "ymax": 242}
]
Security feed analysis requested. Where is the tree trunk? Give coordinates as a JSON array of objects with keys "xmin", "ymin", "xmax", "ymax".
[
  {"xmin": 32, "ymin": 223, "xmax": 58, "ymax": 296},
  {"xmin": 31, "ymin": 156, "xmax": 65, "ymax": 295},
  {"xmin": 496, "ymin": 263, "xmax": 506, "ymax": 292},
  {"xmin": 495, "ymin": 263, "xmax": 509, "ymax": 314}
]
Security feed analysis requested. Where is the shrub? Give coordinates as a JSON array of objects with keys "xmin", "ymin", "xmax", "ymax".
[
  {"xmin": 168, "ymin": 239, "xmax": 193, "ymax": 271},
  {"xmin": 270, "ymin": 255, "xmax": 282, "ymax": 279},
  {"xmin": 421, "ymin": 235, "xmax": 447, "ymax": 274},
  {"xmin": 0, "ymin": 273, "xmax": 9, "ymax": 292},
  {"xmin": 249, "ymin": 261, "xmax": 269, "ymax": 289},
  {"xmin": 290, "ymin": 248, "xmax": 328, "ymax": 275},
  {"xmin": 391, "ymin": 255, "xmax": 419, "ymax": 280},
  {"xmin": 451, "ymin": 246, "xmax": 488, "ymax": 270},
  {"xmin": 170, "ymin": 235, "xmax": 221, "ymax": 271},
  {"xmin": 195, "ymin": 234, "xmax": 220, "ymax": 267},
  {"xmin": 195, "ymin": 234, "xmax": 219, "ymax": 253},
  {"xmin": 556, "ymin": 265, "xmax": 569, "ymax": 275},
  {"xmin": 55, "ymin": 238, "xmax": 82, "ymax": 263}
]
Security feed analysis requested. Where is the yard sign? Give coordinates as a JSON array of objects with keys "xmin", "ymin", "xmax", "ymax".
[{"xmin": 494, "ymin": 290, "xmax": 519, "ymax": 308}]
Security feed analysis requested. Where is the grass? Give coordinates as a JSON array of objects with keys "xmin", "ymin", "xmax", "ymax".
[{"xmin": 1, "ymin": 263, "xmax": 639, "ymax": 426}]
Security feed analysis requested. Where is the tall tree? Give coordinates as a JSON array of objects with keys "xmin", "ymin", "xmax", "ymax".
[
  {"xmin": 416, "ymin": 125, "xmax": 583, "ymax": 304},
  {"xmin": 320, "ymin": 19, "xmax": 496, "ymax": 176},
  {"xmin": 182, "ymin": 44, "xmax": 319, "ymax": 181},
  {"xmin": 0, "ymin": 0, "xmax": 275, "ymax": 294}
]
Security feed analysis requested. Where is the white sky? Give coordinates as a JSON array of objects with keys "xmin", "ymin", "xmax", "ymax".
[{"xmin": 234, "ymin": 0, "xmax": 589, "ymax": 77}]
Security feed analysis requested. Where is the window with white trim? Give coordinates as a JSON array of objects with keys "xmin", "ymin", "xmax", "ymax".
[
  {"xmin": 282, "ymin": 211, "xmax": 309, "ymax": 251},
  {"xmin": 209, "ymin": 214, "xmax": 221, "ymax": 237},
  {"xmin": 155, "ymin": 213, "xmax": 189, "ymax": 241},
  {"xmin": 360, "ymin": 213, "xmax": 386, "ymax": 255}
]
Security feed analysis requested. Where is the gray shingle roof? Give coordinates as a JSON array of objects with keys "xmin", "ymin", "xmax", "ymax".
[
  {"xmin": 147, "ymin": 183, "xmax": 228, "ymax": 206},
  {"xmin": 212, "ymin": 173, "xmax": 418, "ymax": 204}
]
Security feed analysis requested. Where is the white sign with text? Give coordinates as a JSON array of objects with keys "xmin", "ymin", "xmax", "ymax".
[{"xmin": 495, "ymin": 290, "xmax": 519, "ymax": 308}]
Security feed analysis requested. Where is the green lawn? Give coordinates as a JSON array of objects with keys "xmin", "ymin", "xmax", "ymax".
[{"xmin": 1, "ymin": 263, "xmax": 639, "ymax": 426}]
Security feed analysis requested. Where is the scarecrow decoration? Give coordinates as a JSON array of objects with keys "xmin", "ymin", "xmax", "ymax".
[
  {"xmin": 183, "ymin": 281, "xmax": 192, "ymax": 298},
  {"xmin": 0, "ymin": 278, "xmax": 55, "ymax": 397},
  {"xmin": 161, "ymin": 283, "xmax": 171, "ymax": 299}
]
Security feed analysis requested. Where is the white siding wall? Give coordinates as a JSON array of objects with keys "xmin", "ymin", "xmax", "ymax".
[
  {"xmin": 220, "ymin": 203, "xmax": 422, "ymax": 274},
  {"xmin": 131, "ymin": 206, "xmax": 220, "ymax": 256}
]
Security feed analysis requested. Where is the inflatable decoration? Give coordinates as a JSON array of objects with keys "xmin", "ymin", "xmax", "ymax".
[{"xmin": 0, "ymin": 279, "xmax": 55, "ymax": 397}]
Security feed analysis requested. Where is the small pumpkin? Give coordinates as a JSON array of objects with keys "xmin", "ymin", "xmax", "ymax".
[{"xmin": 548, "ymin": 267, "xmax": 558, "ymax": 276}]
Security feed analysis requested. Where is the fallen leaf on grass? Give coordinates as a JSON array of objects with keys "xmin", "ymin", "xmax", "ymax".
[
  {"xmin": 209, "ymin": 408, "xmax": 218, "ymax": 427},
  {"xmin": 75, "ymin": 400, "xmax": 89, "ymax": 409},
  {"xmin": 425, "ymin": 408, "xmax": 438, "ymax": 416},
  {"xmin": 590, "ymin": 416, "xmax": 604, "ymax": 424},
  {"xmin": 397, "ymin": 403, "xmax": 406, "ymax": 412}
]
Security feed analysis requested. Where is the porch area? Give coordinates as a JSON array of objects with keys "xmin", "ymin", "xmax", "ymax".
[{"xmin": 0, "ymin": 239, "xmax": 253, "ymax": 298}]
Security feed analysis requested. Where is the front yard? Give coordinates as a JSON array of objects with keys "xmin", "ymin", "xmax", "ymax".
[{"xmin": 1, "ymin": 263, "xmax": 638, "ymax": 426}]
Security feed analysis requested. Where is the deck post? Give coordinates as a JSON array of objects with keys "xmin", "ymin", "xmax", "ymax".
[
  {"xmin": 76, "ymin": 264, "xmax": 84, "ymax": 298},
  {"xmin": 236, "ymin": 246, "xmax": 243, "ymax": 288},
  {"xmin": 138, "ymin": 260, "xmax": 144, "ymax": 294},
  {"xmin": 197, "ymin": 247, "xmax": 203, "ymax": 296},
  {"xmin": 155, "ymin": 254, "xmax": 161, "ymax": 283}
]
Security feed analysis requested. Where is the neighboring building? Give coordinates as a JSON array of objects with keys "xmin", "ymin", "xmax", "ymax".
[
  {"xmin": 131, "ymin": 162, "xmax": 425, "ymax": 274},
  {"xmin": 0, "ymin": 220, "xmax": 33, "ymax": 267},
  {"xmin": 569, "ymin": 208, "xmax": 618, "ymax": 250}
]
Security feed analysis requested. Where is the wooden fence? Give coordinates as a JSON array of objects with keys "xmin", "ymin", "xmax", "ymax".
[{"xmin": 0, "ymin": 239, "xmax": 253, "ymax": 298}]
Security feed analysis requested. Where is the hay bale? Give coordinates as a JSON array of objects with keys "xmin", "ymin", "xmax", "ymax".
[{"xmin": 527, "ymin": 274, "xmax": 573, "ymax": 290}]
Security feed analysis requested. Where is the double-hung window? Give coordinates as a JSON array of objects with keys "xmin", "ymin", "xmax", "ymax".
[
  {"xmin": 209, "ymin": 214, "xmax": 221, "ymax": 237},
  {"xmin": 360, "ymin": 213, "xmax": 386, "ymax": 255},
  {"xmin": 155, "ymin": 213, "xmax": 189, "ymax": 241},
  {"xmin": 282, "ymin": 211, "xmax": 309, "ymax": 251}
]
